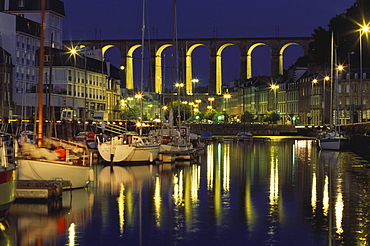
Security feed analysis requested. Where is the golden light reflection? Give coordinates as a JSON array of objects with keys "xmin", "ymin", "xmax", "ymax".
[
  {"xmin": 0, "ymin": 221, "xmax": 5, "ymax": 231},
  {"xmin": 323, "ymin": 175, "xmax": 329, "ymax": 217},
  {"xmin": 245, "ymin": 179, "xmax": 256, "ymax": 232},
  {"xmin": 207, "ymin": 144, "xmax": 214, "ymax": 190},
  {"xmin": 214, "ymin": 143, "xmax": 223, "ymax": 226},
  {"xmin": 191, "ymin": 165, "xmax": 200, "ymax": 202},
  {"xmin": 68, "ymin": 223, "xmax": 76, "ymax": 246},
  {"xmin": 311, "ymin": 173, "xmax": 317, "ymax": 214},
  {"xmin": 269, "ymin": 156, "xmax": 279, "ymax": 206},
  {"xmin": 335, "ymin": 183, "xmax": 344, "ymax": 235},
  {"xmin": 173, "ymin": 171, "xmax": 184, "ymax": 206},
  {"xmin": 154, "ymin": 176, "xmax": 162, "ymax": 227},
  {"xmin": 223, "ymin": 144, "xmax": 230, "ymax": 191},
  {"xmin": 117, "ymin": 184, "xmax": 125, "ymax": 234}
]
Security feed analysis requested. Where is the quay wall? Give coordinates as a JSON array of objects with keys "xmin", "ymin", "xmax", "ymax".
[
  {"xmin": 186, "ymin": 123, "xmax": 299, "ymax": 136},
  {"xmin": 349, "ymin": 135, "xmax": 370, "ymax": 161},
  {"xmin": 6, "ymin": 121, "xmax": 370, "ymax": 161}
]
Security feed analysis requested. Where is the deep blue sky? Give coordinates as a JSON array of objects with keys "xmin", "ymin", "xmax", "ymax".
[{"xmin": 62, "ymin": 0, "xmax": 356, "ymax": 86}]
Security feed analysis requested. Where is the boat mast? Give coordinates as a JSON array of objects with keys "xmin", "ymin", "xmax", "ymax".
[
  {"xmin": 138, "ymin": 0, "xmax": 145, "ymax": 135},
  {"xmin": 37, "ymin": 0, "xmax": 46, "ymax": 148},
  {"xmin": 334, "ymin": 38, "xmax": 340, "ymax": 133},
  {"xmin": 329, "ymin": 32, "xmax": 334, "ymax": 129}
]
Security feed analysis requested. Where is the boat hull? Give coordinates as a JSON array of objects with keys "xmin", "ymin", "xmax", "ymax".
[
  {"xmin": 17, "ymin": 159, "xmax": 92, "ymax": 189},
  {"xmin": 98, "ymin": 143, "xmax": 160, "ymax": 163},
  {"xmin": 318, "ymin": 138, "xmax": 348, "ymax": 150},
  {"xmin": 0, "ymin": 165, "xmax": 17, "ymax": 218}
]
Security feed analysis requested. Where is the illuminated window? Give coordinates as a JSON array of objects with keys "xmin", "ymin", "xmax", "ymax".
[{"xmin": 18, "ymin": 0, "xmax": 25, "ymax": 7}]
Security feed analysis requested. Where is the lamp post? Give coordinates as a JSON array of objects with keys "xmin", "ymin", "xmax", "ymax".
[
  {"xmin": 337, "ymin": 65, "xmax": 344, "ymax": 125},
  {"xmin": 311, "ymin": 79, "xmax": 318, "ymax": 125},
  {"xmin": 323, "ymin": 75, "xmax": 330, "ymax": 125},
  {"xmin": 359, "ymin": 24, "xmax": 369, "ymax": 123},
  {"xmin": 188, "ymin": 102, "xmax": 194, "ymax": 119},
  {"xmin": 135, "ymin": 93, "xmax": 143, "ymax": 135},
  {"xmin": 348, "ymin": 51, "xmax": 355, "ymax": 123},
  {"xmin": 208, "ymin": 97, "xmax": 214, "ymax": 109},
  {"xmin": 223, "ymin": 92, "xmax": 231, "ymax": 123},
  {"xmin": 68, "ymin": 47, "xmax": 78, "ymax": 119},
  {"xmin": 270, "ymin": 84, "xmax": 279, "ymax": 111},
  {"xmin": 175, "ymin": 82, "xmax": 184, "ymax": 127},
  {"xmin": 191, "ymin": 78, "xmax": 199, "ymax": 96}
]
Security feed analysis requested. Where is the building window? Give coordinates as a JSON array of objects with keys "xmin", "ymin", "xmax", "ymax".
[{"xmin": 18, "ymin": 0, "xmax": 25, "ymax": 7}]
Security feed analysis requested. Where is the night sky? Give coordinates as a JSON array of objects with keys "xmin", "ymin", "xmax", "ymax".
[{"xmin": 61, "ymin": 0, "xmax": 356, "ymax": 86}]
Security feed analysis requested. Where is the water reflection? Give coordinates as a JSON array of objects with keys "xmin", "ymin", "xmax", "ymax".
[
  {"xmin": 6, "ymin": 138, "xmax": 370, "ymax": 245},
  {"xmin": 0, "ymin": 217, "xmax": 16, "ymax": 245},
  {"xmin": 9, "ymin": 188, "xmax": 93, "ymax": 245}
]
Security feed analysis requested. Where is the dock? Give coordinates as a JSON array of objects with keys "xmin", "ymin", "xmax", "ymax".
[
  {"xmin": 159, "ymin": 148, "xmax": 201, "ymax": 163},
  {"xmin": 16, "ymin": 180, "xmax": 72, "ymax": 200}
]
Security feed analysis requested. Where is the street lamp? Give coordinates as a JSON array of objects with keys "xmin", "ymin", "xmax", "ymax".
[
  {"xmin": 223, "ymin": 92, "xmax": 232, "ymax": 122},
  {"xmin": 135, "ymin": 93, "xmax": 143, "ymax": 119},
  {"xmin": 188, "ymin": 102, "xmax": 194, "ymax": 119},
  {"xmin": 208, "ymin": 97, "xmax": 215, "ymax": 108},
  {"xmin": 359, "ymin": 23, "xmax": 369, "ymax": 122},
  {"xmin": 323, "ymin": 75, "xmax": 330, "ymax": 125},
  {"xmin": 135, "ymin": 93, "xmax": 144, "ymax": 135},
  {"xmin": 175, "ymin": 82, "xmax": 184, "ymax": 127},
  {"xmin": 191, "ymin": 78, "xmax": 199, "ymax": 96},
  {"xmin": 68, "ymin": 46, "xmax": 79, "ymax": 118},
  {"xmin": 348, "ymin": 51, "xmax": 355, "ymax": 123},
  {"xmin": 270, "ymin": 84, "xmax": 279, "ymax": 111},
  {"xmin": 311, "ymin": 78, "xmax": 318, "ymax": 125}
]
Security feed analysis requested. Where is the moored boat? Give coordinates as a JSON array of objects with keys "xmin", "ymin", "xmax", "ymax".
[
  {"xmin": 149, "ymin": 127, "xmax": 193, "ymax": 152},
  {"xmin": 17, "ymin": 135, "xmax": 94, "ymax": 189},
  {"xmin": 97, "ymin": 132, "xmax": 160, "ymax": 163},
  {"xmin": 317, "ymin": 131, "xmax": 348, "ymax": 150},
  {"xmin": 236, "ymin": 131, "xmax": 253, "ymax": 141},
  {"xmin": 0, "ymin": 137, "xmax": 17, "ymax": 218}
]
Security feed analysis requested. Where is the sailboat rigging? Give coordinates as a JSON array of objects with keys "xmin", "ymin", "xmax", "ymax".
[
  {"xmin": 96, "ymin": 0, "xmax": 160, "ymax": 164},
  {"xmin": 317, "ymin": 32, "xmax": 348, "ymax": 150},
  {"xmin": 16, "ymin": 0, "xmax": 94, "ymax": 189}
]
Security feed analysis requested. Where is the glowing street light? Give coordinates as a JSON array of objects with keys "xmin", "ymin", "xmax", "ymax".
[
  {"xmin": 223, "ymin": 92, "xmax": 232, "ymax": 122},
  {"xmin": 208, "ymin": 97, "xmax": 215, "ymax": 108},
  {"xmin": 270, "ymin": 84, "xmax": 279, "ymax": 110},
  {"xmin": 311, "ymin": 78, "xmax": 319, "ymax": 125},
  {"xmin": 175, "ymin": 82, "xmax": 184, "ymax": 126},
  {"xmin": 135, "ymin": 93, "xmax": 143, "ymax": 122},
  {"xmin": 359, "ymin": 23, "xmax": 369, "ymax": 122},
  {"xmin": 191, "ymin": 78, "xmax": 199, "ymax": 95},
  {"xmin": 68, "ymin": 46, "xmax": 79, "ymax": 117}
]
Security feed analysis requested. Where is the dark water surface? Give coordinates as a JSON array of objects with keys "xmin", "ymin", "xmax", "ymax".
[{"xmin": 4, "ymin": 137, "xmax": 370, "ymax": 245}]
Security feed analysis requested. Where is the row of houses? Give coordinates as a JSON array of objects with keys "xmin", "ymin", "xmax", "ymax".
[
  {"xmin": 0, "ymin": 0, "xmax": 122, "ymax": 122},
  {"xmin": 224, "ymin": 66, "xmax": 370, "ymax": 126}
]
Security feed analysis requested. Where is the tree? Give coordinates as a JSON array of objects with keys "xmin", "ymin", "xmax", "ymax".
[
  {"xmin": 308, "ymin": 0, "xmax": 370, "ymax": 68},
  {"xmin": 164, "ymin": 101, "xmax": 192, "ymax": 122},
  {"xmin": 265, "ymin": 110, "xmax": 280, "ymax": 124},
  {"xmin": 204, "ymin": 109, "xmax": 218, "ymax": 122},
  {"xmin": 241, "ymin": 111, "xmax": 254, "ymax": 123},
  {"xmin": 120, "ymin": 105, "xmax": 140, "ymax": 120}
]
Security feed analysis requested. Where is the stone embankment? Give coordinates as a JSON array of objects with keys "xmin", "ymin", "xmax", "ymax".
[{"xmin": 186, "ymin": 123, "xmax": 299, "ymax": 136}]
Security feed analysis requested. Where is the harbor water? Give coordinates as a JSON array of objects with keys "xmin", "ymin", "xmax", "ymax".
[{"xmin": 3, "ymin": 136, "xmax": 370, "ymax": 245}]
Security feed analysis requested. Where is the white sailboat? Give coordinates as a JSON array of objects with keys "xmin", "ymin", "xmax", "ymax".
[
  {"xmin": 318, "ymin": 33, "xmax": 348, "ymax": 150},
  {"xmin": 16, "ymin": 1, "xmax": 94, "ymax": 189},
  {"xmin": 149, "ymin": 126, "xmax": 193, "ymax": 152},
  {"xmin": 97, "ymin": 132, "xmax": 159, "ymax": 163}
]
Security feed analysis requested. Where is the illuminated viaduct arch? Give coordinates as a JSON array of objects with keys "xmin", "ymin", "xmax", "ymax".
[
  {"xmin": 66, "ymin": 37, "xmax": 312, "ymax": 96},
  {"xmin": 279, "ymin": 42, "xmax": 299, "ymax": 75},
  {"xmin": 246, "ymin": 43, "xmax": 269, "ymax": 79},
  {"xmin": 155, "ymin": 44, "xmax": 172, "ymax": 94}
]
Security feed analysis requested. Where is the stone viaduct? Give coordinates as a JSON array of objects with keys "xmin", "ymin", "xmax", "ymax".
[{"xmin": 66, "ymin": 37, "xmax": 313, "ymax": 96}]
